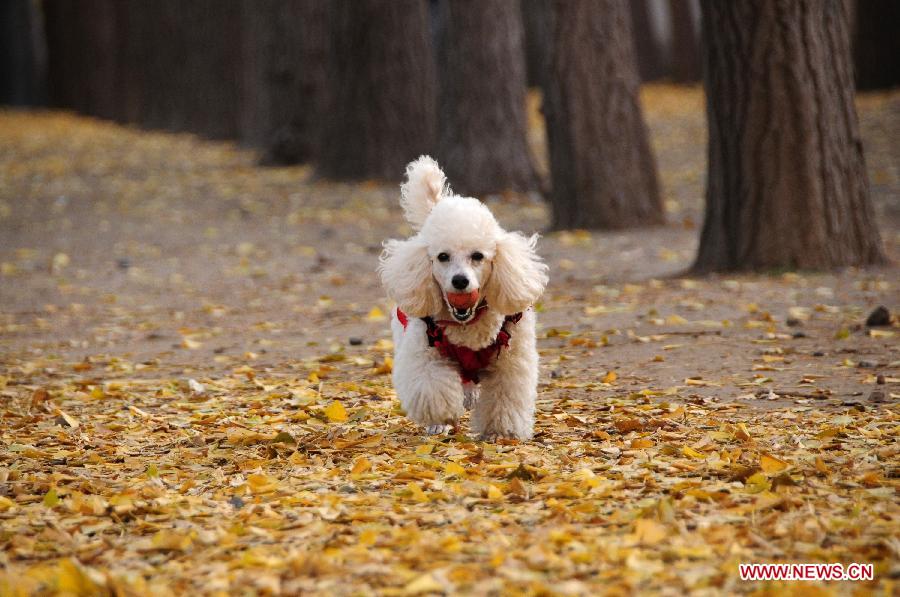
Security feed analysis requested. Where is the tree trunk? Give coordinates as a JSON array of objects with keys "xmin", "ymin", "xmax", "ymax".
[
  {"xmin": 629, "ymin": 0, "xmax": 666, "ymax": 81},
  {"xmin": 853, "ymin": 0, "xmax": 900, "ymax": 90},
  {"xmin": 81, "ymin": 0, "xmax": 118, "ymax": 119},
  {"xmin": 521, "ymin": 0, "xmax": 551, "ymax": 88},
  {"xmin": 316, "ymin": 0, "xmax": 436, "ymax": 181},
  {"xmin": 43, "ymin": 0, "xmax": 82, "ymax": 112},
  {"xmin": 436, "ymin": 0, "xmax": 536, "ymax": 196},
  {"xmin": 177, "ymin": 1, "xmax": 242, "ymax": 139},
  {"xmin": 111, "ymin": 1, "xmax": 240, "ymax": 137},
  {"xmin": 44, "ymin": 0, "xmax": 120, "ymax": 118},
  {"xmin": 669, "ymin": 0, "xmax": 701, "ymax": 83},
  {"xmin": 241, "ymin": 0, "xmax": 327, "ymax": 165},
  {"xmin": 43, "ymin": 1, "xmax": 242, "ymax": 138},
  {"xmin": 0, "ymin": 0, "xmax": 45, "ymax": 106},
  {"xmin": 115, "ymin": 0, "xmax": 159, "ymax": 126},
  {"xmin": 694, "ymin": 0, "xmax": 885, "ymax": 272},
  {"xmin": 543, "ymin": 0, "xmax": 663, "ymax": 230},
  {"xmin": 105, "ymin": 1, "xmax": 174, "ymax": 129}
]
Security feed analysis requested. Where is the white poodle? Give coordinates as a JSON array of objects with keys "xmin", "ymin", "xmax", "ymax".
[{"xmin": 378, "ymin": 156, "xmax": 549, "ymax": 440}]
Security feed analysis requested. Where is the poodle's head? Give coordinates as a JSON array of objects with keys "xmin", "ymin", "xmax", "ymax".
[{"xmin": 378, "ymin": 156, "xmax": 548, "ymax": 322}]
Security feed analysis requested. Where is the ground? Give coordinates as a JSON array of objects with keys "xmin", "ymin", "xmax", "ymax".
[{"xmin": 0, "ymin": 86, "xmax": 898, "ymax": 595}]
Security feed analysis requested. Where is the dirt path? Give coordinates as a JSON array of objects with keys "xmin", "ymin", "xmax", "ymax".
[{"xmin": 0, "ymin": 86, "xmax": 898, "ymax": 594}]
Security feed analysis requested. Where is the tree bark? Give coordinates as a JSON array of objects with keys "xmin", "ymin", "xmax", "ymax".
[
  {"xmin": 436, "ymin": 0, "xmax": 537, "ymax": 196},
  {"xmin": 0, "ymin": 0, "xmax": 45, "ymax": 106},
  {"xmin": 44, "ymin": 0, "xmax": 121, "ymax": 118},
  {"xmin": 694, "ymin": 0, "xmax": 885, "ymax": 272},
  {"xmin": 240, "ymin": 0, "xmax": 326, "ymax": 165},
  {"xmin": 91, "ymin": 1, "xmax": 240, "ymax": 138},
  {"xmin": 44, "ymin": 0, "xmax": 84, "ymax": 114},
  {"xmin": 316, "ymin": 0, "xmax": 436, "ymax": 181},
  {"xmin": 853, "ymin": 0, "xmax": 900, "ymax": 90},
  {"xmin": 629, "ymin": 0, "xmax": 666, "ymax": 81},
  {"xmin": 176, "ymin": 1, "xmax": 242, "ymax": 139},
  {"xmin": 521, "ymin": 0, "xmax": 551, "ymax": 88},
  {"xmin": 543, "ymin": 0, "xmax": 663, "ymax": 230},
  {"xmin": 669, "ymin": 0, "xmax": 701, "ymax": 83},
  {"xmin": 115, "ymin": 0, "xmax": 159, "ymax": 126}
]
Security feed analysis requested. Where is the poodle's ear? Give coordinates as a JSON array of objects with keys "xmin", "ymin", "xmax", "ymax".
[
  {"xmin": 485, "ymin": 232, "xmax": 549, "ymax": 314},
  {"xmin": 378, "ymin": 236, "xmax": 443, "ymax": 317},
  {"xmin": 400, "ymin": 156, "xmax": 448, "ymax": 230}
]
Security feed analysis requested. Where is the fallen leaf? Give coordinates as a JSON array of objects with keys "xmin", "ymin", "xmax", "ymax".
[
  {"xmin": 367, "ymin": 306, "xmax": 386, "ymax": 322},
  {"xmin": 486, "ymin": 484, "xmax": 504, "ymax": 500},
  {"xmin": 323, "ymin": 401, "xmax": 348, "ymax": 422},
  {"xmin": 615, "ymin": 417, "xmax": 643, "ymax": 433},
  {"xmin": 681, "ymin": 446, "xmax": 705, "ymax": 460},
  {"xmin": 351, "ymin": 457, "xmax": 371, "ymax": 475},
  {"xmin": 403, "ymin": 573, "xmax": 444, "ymax": 595},
  {"xmin": 43, "ymin": 488, "xmax": 60, "ymax": 508},
  {"xmin": 0, "ymin": 496, "xmax": 16, "ymax": 511},
  {"xmin": 147, "ymin": 530, "xmax": 193, "ymax": 552},
  {"xmin": 760, "ymin": 453, "xmax": 789, "ymax": 474},
  {"xmin": 633, "ymin": 519, "xmax": 668, "ymax": 545}
]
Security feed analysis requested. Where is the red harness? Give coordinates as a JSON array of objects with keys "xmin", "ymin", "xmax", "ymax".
[{"xmin": 396, "ymin": 307, "xmax": 522, "ymax": 384}]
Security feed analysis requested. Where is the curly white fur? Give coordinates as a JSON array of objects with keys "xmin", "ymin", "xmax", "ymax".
[
  {"xmin": 400, "ymin": 156, "xmax": 448, "ymax": 230},
  {"xmin": 378, "ymin": 157, "xmax": 549, "ymax": 440}
]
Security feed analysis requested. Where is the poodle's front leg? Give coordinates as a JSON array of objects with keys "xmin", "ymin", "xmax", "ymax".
[
  {"xmin": 470, "ymin": 312, "xmax": 538, "ymax": 441},
  {"xmin": 462, "ymin": 382, "xmax": 479, "ymax": 410},
  {"xmin": 393, "ymin": 319, "xmax": 464, "ymax": 434},
  {"xmin": 397, "ymin": 363, "xmax": 464, "ymax": 434}
]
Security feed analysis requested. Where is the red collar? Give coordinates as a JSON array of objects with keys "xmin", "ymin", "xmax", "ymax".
[{"xmin": 396, "ymin": 307, "xmax": 522, "ymax": 384}]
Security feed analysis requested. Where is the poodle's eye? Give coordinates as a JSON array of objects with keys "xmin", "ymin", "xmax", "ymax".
[
  {"xmin": 471, "ymin": 251, "xmax": 484, "ymax": 262},
  {"xmin": 437, "ymin": 252, "xmax": 450, "ymax": 262}
]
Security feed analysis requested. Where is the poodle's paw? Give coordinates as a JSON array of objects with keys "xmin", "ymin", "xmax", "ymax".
[
  {"xmin": 424, "ymin": 424, "xmax": 454, "ymax": 436},
  {"xmin": 478, "ymin": 429, "xmax": 529, "ymax": 442},
  {"xmin": 462, "ymin": 384, "xmax": 479, "ymax": 410}
]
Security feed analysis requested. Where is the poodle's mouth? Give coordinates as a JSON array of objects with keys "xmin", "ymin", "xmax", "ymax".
[
  {"xmin": 444, "ymin": 290, "xmax": 480, "ymax": 323},
  {"xmin": 449, "ymin": 304, "xmax": 476, "ymax": 322}
]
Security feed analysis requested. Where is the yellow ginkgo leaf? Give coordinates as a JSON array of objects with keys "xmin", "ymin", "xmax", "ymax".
[
  {"xmin": 744, "ymin": 472, "xmax": 771, "ymax": 494},
  {"xmin": 366, "ymin": 306, "xmax": 386, "ymax": 322},
  {"xmin": 324, "ymin": 401, "xmax": 348, "ymax": 422},
  {"xmin": 56, "ymin": 558, "xmax": 99, "ymax": 594},
  {"xmin": 150, "ymin": 529, "xmax": 193, "ymax": 552},
  {"xmin": 633, "ymin": 518, "xmax": 668, "ymax": 545},
  {"xmin": 43, "ymin": 488, "xmax": 59, "ymax": 507},
  {"xmin": 444, "ymin": 461, "xmax": 466, "ymax": 477},
  {"xmin": 372, "ymin": 357, "xmax": 393, "ymax": 375},
  {"xmin": 760, "ymin": 453, "xmax": 789, "ymax": 474},
  {"xmin": 406, "ymin": 482, "xmax": 429, "ymax": 503},
  {"xmin": 403, "ymin": 573, "xmax": 443, "ymax": 595},
  {"xmin": 631, "ymin": 438, "xmax": 654, "ymax": 449},
  {"xmin": 681, "ymin": 446, "xmax": 705, "ymax": 460},
  {"xmin": 247, "ymin": 473, "xmax": 279, "ymax": 493},
  {"xmin": 351, "ymin": 457, "xmax": 371, "ymax": 475},
  {"xmin": 0, "ymin": 496, "xmax": 16, "ymax": 511}
]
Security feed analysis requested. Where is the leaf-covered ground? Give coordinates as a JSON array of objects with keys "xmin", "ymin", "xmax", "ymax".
[{"xmin": 1, "ymin": 86, "xmax": 898, "ymax": 595}]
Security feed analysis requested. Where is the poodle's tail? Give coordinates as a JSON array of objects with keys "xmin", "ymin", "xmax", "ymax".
[{"xmin": 400, "ymin": 155, "xmax": 447, "ymax": 229}]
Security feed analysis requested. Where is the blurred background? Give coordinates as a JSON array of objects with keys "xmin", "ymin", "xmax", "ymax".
[
  {"xmin": 1, "ymin": 1, "xmax": 897, "ymax": 258},
  {"xmin": 1, "ymin": 5, "xmax": 898, "ymax": 593},
  {"xmin": 0, "ymin": 0, "xmax": 897, "ymax": 303}
]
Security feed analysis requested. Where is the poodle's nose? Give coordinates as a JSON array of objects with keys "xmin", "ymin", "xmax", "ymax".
[{"xmin": 451, "ymin": 274, "xmax": 469, "ymax": 290}]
